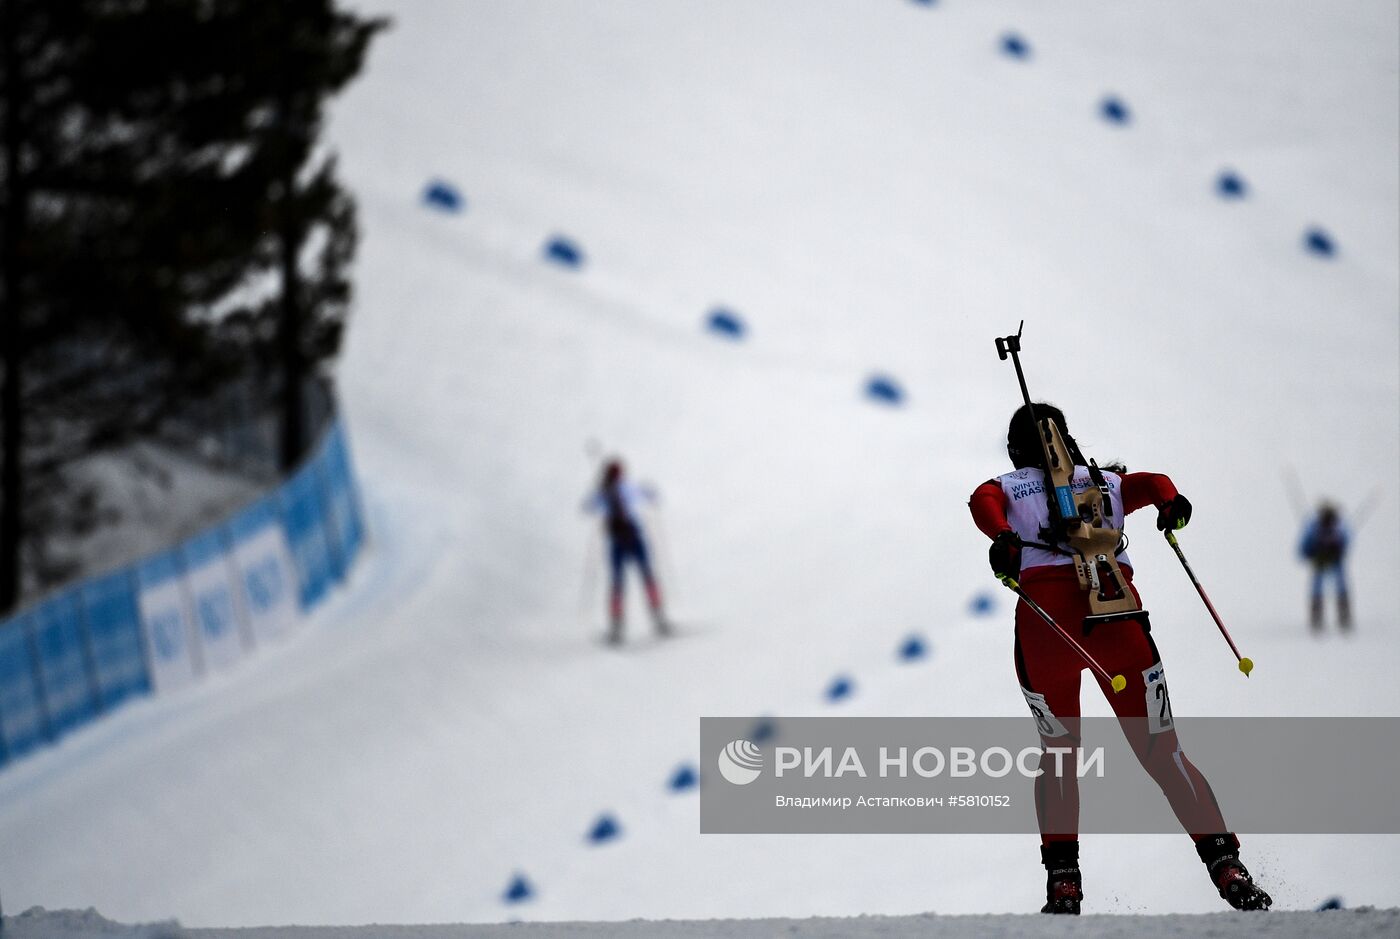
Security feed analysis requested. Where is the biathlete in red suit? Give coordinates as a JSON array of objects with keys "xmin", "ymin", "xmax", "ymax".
[{"xmin": 968, "ymin": 402, "xmax": 1271, "ymax": 915}]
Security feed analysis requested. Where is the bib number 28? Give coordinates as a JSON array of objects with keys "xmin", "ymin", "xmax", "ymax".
[{"xmin": 1142, "ymin": 663, "xmax": 1174, "ymax": 734}]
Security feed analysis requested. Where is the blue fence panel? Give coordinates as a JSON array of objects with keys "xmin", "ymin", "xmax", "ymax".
[
  {"xmin": 181, "ymin": 527, "xmax": 247, "ymax": 669},
  {"xmin": 1, "ymin": 419, "xmax": 364, "ymax": 774},
  {"xmin": 227, "ymin": 495, "xmax": 298, "ymax": 644},
  {"xmin": 281, "ymin": 459, "xmax": 336, "ymax": 610},
  {"xmin": 319, "ymin": 421, "xmax": 365, "ymax": 580},
  {"xmin": 30, "ymin": 590, "xmax": 98, "ymax": 736},
  {"xmin": 136, "ymin": 549, "xmax": 201, "ymax": 691},
  {"xmin": 228, "ymin": 494, "xmax": 282, "ymax": 547},
  {"xmin": 80, "ymin": 569, "xmax": 151, "ymax": 709},
  {"xmin": 0, "ymin": 614, "xmax": 47, "ymax": 763}
]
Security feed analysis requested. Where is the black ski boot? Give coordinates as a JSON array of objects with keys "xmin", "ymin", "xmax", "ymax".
[
  {"xmin": 1040, "ymin": 841, "xmax": 1082, "ymax": 915},
  {"xmin": 1196, "ymin": 833, "xmax": 1272, "ymax": 911}
]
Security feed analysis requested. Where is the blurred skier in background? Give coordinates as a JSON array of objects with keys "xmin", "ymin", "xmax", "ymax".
[
  {"xmin": 584, "ymin": 459, "xmax": 670, "ymax": 645},
  {"xmin": 1299, "ymin": 502, "xmax": 1350, "ymax": 632},
  {"xmin": 969, "ymin": 402, "xmax": 1272, "ymax": 915}
]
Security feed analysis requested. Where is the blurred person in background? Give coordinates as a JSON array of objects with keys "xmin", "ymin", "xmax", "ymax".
[
  {"xmin": 584, "ymin": 459, "xmax": 670, "ymax": 645},
  {"xmin": 1299, "ymin": 501, "xmax": 1351, "ymax": 632}
]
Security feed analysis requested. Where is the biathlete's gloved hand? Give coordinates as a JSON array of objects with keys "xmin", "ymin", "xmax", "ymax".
[
  {"xmin": 1157, "ymin": 494, "xmax": 1193, "ymax": 531},
  {"xmin": 988, "ymin": 531, "xmax": 1022, "ymax": 582}
]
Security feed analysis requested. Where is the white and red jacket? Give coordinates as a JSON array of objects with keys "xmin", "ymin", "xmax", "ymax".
[{"xmin": 969, "ymin": 467, "xmax": 1179, "ymax": 575}]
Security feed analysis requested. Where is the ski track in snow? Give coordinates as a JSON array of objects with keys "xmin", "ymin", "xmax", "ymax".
[
  {"xmin": 0, "ymin": 0, "xmax": 1397, "ymax": 931},
  {"xmin": 7, "ymin": 906, "xmax": 1400, "ymax": 939}
]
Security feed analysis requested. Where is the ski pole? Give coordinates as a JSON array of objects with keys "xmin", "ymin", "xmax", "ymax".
[
  {"xmin": 996, "ymin": 576, "xmax": 1127, "ymax": 693},
  {"xmin": 1163, "ymin": 531, "xmax": 1254, "ymax": 677},
  {"xmin": 647, "ymin": 502, "xmax": 679, "ymax": 609},
  {"xmin": 1349, "ymin": 484, "xmax": 1383, "ymax": 535},
  {"xmin": 578, "ymin": 528, "xmax": 600, "ymax": 619},
  {"xmin": 1280, "ymin": 464, "xmax": 1308, "ymax": 522}
]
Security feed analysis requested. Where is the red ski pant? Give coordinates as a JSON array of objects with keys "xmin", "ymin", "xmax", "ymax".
[{"xmin": 1014, "ymin": 568, "xmax": 1226, "ymax": 845}]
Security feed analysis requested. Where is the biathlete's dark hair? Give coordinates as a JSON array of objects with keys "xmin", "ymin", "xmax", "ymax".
[
  {"xmin": 601, "ymin": 459, "xmax": 623, "ymax": 488},
  {"xmin": 1007, "ymin": 402, "xmax": 1126, "ymax": 474}
]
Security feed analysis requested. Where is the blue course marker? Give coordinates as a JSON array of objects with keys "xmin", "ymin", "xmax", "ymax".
[
  {"xmin": 1316, "ymin": 896, "xmax": 1344, "ymax": 911},
  {"xmin": 587, "ymin": 813, "xmax": 622, "ymax": 844},
  {"xmin": 826, "ymin": 675, "xmax": 854, "ymax": 702},
  {"xmin": 969, "ymin": 592, "xmax": 996, "ymax": 616},
  {"xmin": 898, "ymin": 635, "xmax": 928, "ymax": 662},
  {"xmin": 422, "ymin": 180, "xmax": 464, "ymax": 213},
  {"xmin": 865, "ymin": 375, "xmax": 906, "ymax": 406},
  {"xmin": 706, "ymin": 308, "xmax": 747, "ymax": 340},
  {"xmin": 750, "ymin": 717, "xmax": 778, "ymax": 743},
  {"xmin": 543, "ymin": 235, "xmax": 585, "ymax": 269},
  {"xmin": 1000, "ymin": 33, "xmax": 1031, "ymax": 59},
  {"xmin": 1099, "ymin": 96, "xmax": 1131, "ymax": 125},
  {"xmin": 1215, "ymin": 170, "xmax": 1247, "ymax": 199},
  {"xmin": 503, "ymin": 873, "xmax": 534, "ymax": 904},
  {"xmin": 668, "ymin": 763, "xmax": 699, "ymax": 792},
  {"xmin": 1303, "ymin": 227, "xmax": 1336, "ymax": 258}
]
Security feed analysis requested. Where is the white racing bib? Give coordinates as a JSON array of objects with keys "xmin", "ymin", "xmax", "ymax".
[
  {"xmin": 998, "ymin": 467, "xmax": 1132, "ymax": 572},
  {"xmin": 1142, "ymin": 662, "xmax": 1174, "ymax": 734},
  {"xmin": 1021, "ymin": 688, "xmax": 1071, "ymax": 739}
]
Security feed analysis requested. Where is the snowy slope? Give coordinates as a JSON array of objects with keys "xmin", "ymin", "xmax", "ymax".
[
  {"xmin": 7, "ymin": 906, "xmax": 1400, "ymax": 939},
  {"xmin": 1, "ymin": 0, "xmax": 1397, "ymax": 929}
]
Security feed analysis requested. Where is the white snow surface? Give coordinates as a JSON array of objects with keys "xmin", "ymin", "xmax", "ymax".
[
  {"xmin": 1, "ymin": 0, "xmax": 1398, "ymax": 931},
  {"xmin": 7, "ymin": 906, "xmax": 1400, "ymax": 939}
]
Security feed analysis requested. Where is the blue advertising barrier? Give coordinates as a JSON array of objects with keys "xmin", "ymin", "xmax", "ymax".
[
  {"xmin": 318, "ymin": 422, "xmax": 365, "ymax": 583},
  {"xmin": 181, "ymin": 527, "xmax": 247, "ymax": 670},
  {"xmin": 0, "ymin": 417, "xmax": 364, "ymax": 773},
  {"xmin": 0, "ymin": 613, "xmax": 47, "ymax": 765},
  {"xmin": 30, "ymin": 590, "xmax": 98, "ymax": 738},
  {"xmin": 136, "ymin": 548, "xmax": 201, "ymax": 693},
  {"xmin": 281, "ymin": 457, "xmax": 338, "ymax": 610},
  {"xmin": 227, "ymin": 496, "xmax": 298, "ymax": 646},
  {"xmin": 80, "ymin": 570, "xmax": 150, "ymax": 710}
]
